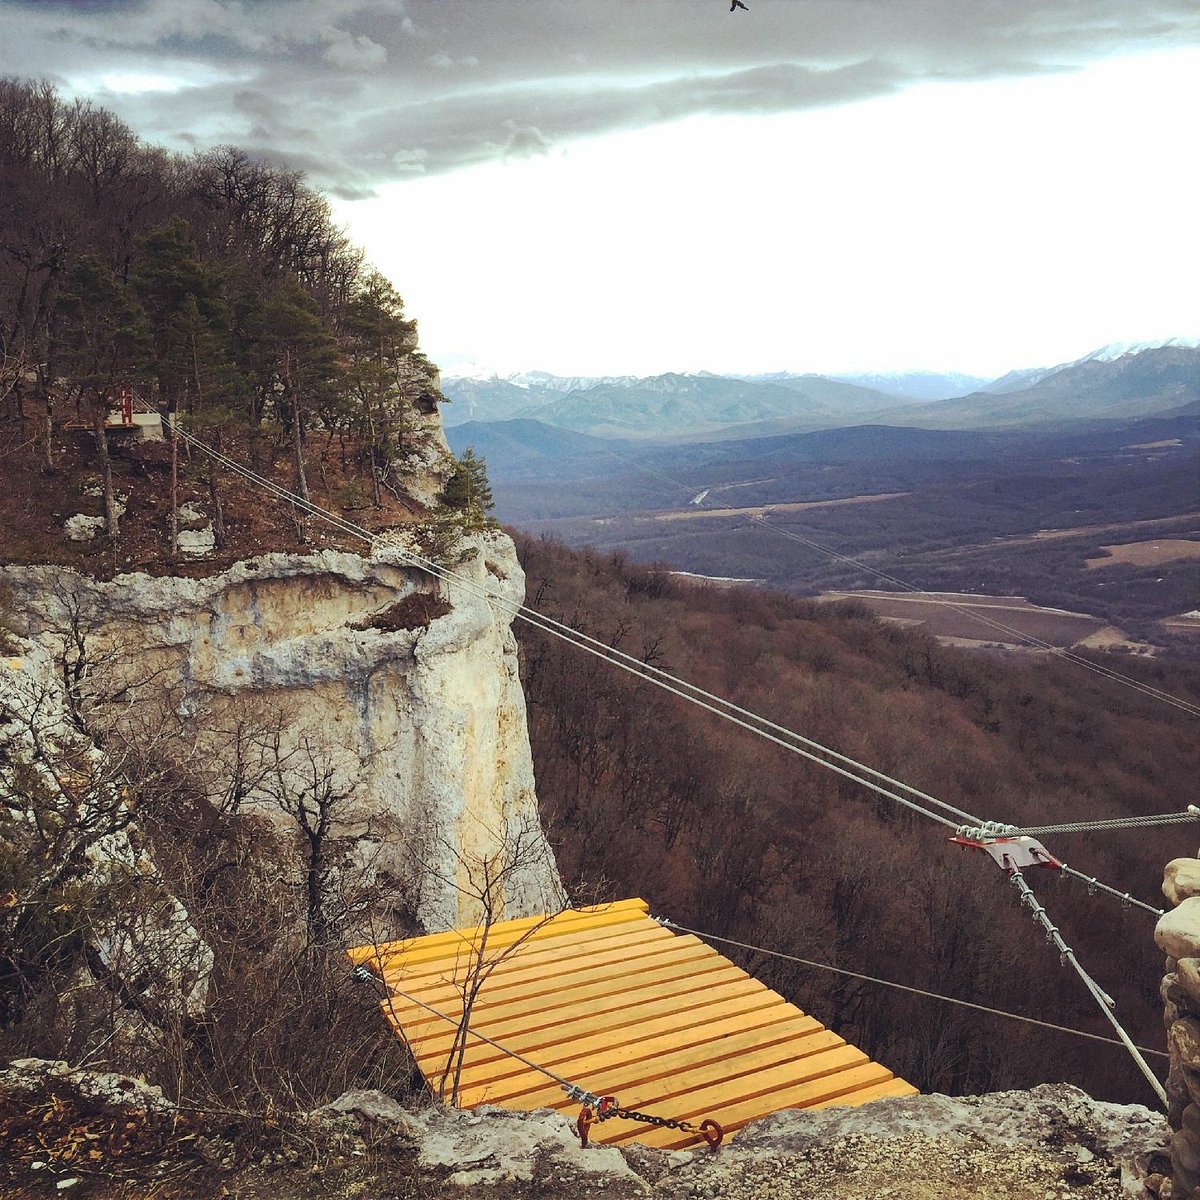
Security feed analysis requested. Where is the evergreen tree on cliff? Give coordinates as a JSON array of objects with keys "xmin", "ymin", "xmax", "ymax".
[
  {"xmin": 264, "ymin": 280, "xmax": 341, "ymax": 533},
  {"xmin": 55, "ymin": 256, "xmax": 147, "ymax": 537},
  {"xmin": 441, "ymin": 448, "xmax": 494, "ymax": 520},
  {"xmin": 342, "ymin": 271, "xmax": 417, "ymax": 507}
]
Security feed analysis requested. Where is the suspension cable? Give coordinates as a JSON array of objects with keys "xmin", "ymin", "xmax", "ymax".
[
  {"xmin": 156, "ymin": 412, "xmax": 983, "ymax": 831},
  {"xmin": 156, "ymin": 413, "xmax": 1172, "ymax": 913},
  {"xmin": 1004, "ymin": 810, "xmax": 1200, "ymax": 838},
  {"xmin": 1006, "ymin": 866, "xmax": 1167, "ymax": 1107},
  {"xmin": 653, "ymin": 917, "xmax": 1167, "ymax": 1062}
]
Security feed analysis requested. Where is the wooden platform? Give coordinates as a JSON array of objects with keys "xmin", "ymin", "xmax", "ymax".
[{"xmin": 348, "ymin": 898, "xmax": 916, "ymax": 1149}]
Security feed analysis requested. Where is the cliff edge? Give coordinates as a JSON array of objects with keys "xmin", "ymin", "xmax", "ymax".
[{"xmin": 2, "ymin": 529, "xmax": 559, "ymax": 938}]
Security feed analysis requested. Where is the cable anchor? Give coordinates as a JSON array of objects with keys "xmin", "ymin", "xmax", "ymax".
[{"xmin": 949, "ymin": 832, "xmax": 1062, "ymax": 875}]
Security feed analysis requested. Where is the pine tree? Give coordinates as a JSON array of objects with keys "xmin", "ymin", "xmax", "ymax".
[
  {"xmin": 342, "ymin": 271, "xmax": 416, "ymax": 506},
  {"xmin": 56, "ymin": 256, "xmax": 148, "ymax": 537},
  {"xmin": 441, "ymin": 448, "xmax": 494, "ymax": 519},
  {"xmin": 263, "ymin": 279, "xmax": 341, "ymax": 532},
  {"xmin": 131, "ymin": 217, "xmax": 225, "ymax": 417}
]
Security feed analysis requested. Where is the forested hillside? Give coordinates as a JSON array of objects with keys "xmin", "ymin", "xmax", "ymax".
[
  {"xmin": 513, "ymin": 532, "xmax": 1200, "ymax": 1106},
  {"xmin": 0, "ymin": 79, "xmax": 452, "ymax": 573}
]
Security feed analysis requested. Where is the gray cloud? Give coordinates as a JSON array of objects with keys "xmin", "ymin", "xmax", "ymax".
[
  {"xmin": 0, "ymin": 0, "xmax": 1197, "ymax": 195},
  {"xmin": 502, "ymin": 120, "xmax": 551, "ymax": 160},
  {"xmin": 322, "ymin": 29, "xmax": 388, "ymax": 70}
]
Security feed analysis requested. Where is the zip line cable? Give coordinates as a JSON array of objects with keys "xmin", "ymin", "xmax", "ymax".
[
  {"xmin": 1006, "ymin": 866, "xmax": 1168, "ymax": 1106},
  {"xmin": 578, "ymin": 437, "xmax": 1200, "ymax": 718},
  {"xmin": 157, "ymin": 418, "xmax": 1174, "ymax": 1105},
  {"xmin": 652, "ymin": 917, "xmax": 1167, "ymax": 1063},
  {"xmin": 1005, "ymin": 810, "xmax": 1200, "ymax": 838},
  {"xmin": 753, "ymin": 516, "xmax": 1200, "ymax": 719},
  {"xmin": 160, "ymin": 414, "xmax": 1172, "ymax": 916},
  {"xmin": 158, "ymin": 415, "xmax": 983, "ymax": 830}
]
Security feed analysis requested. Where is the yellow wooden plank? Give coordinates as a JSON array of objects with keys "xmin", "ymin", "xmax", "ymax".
[
  {"xmin": 395, "ymin": 947, "xmax": 742, "ymax": 1045},
  {"xmin": 809, "ymin": 1077, "xmax": 919, "ymax": 1109},
  {"xmin": 392, "ymin": 925, "xmax": 688, "ymax": 1002},
  {"xmin": 348, "ymin": 899, "xmax": 649, "ymax": 968},
  {"xmin": 538, "ymin": 1032, "xmax": 861, "ymax": 1120},
  {"xmin": 392, "ymin": 921, "xmax": 674, "ymax": 987},
  {"xmin": 396, "ymin": 935, "xmax": 714, "ymax": 1013},
  {"xmin": 401, "ymin": 971, "xmax": 764, "ymax": 1086},
  {"xmin": 451, "ymin": 986, "xmax": 804, "ymax": 1093},
  {"xmin": 412, "ymin": 976, "xmax": 780, "ymax": 1079},
  {"xmin": 580, "ymin": 1044, "xmax": 873, "ymax": 1142},
  {"xmin": 358, "ymin": 896, "xmax": 916, "ymax": 1154},
  {"xmin": 375, "ymin": 904, "xmax": 656, "ymax": 973},
  {"xmin": 464, "ymin": 1013, "xmax": 821, "ymax": 1104},
  {"xmin": 355, "ymin": 898, "xmax": 649, "ymax": 962},
  {"xmin": 375, "ymin": 905, "xmax": 653, "ymax": 973},
  {"xmin": 470, "ymin": 1017, "xmax": 835, "ymax": 1109},
  {"xmin": 596, "ymin": 1061, "xmax": 899, "ymax": 1149}
]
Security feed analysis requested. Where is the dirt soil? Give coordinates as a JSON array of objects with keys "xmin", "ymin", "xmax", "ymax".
[
  {"xmin": 0, "ymin": 421, "xmax": 421, "ymax": 581},
  {"xmin": 0, "ymin": 1070, "xmax": 1166, "ymax": 1200}
]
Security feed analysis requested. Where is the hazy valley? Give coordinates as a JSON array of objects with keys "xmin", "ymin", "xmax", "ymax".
[{"xmin": 446, "ymin": 348, "xmax": 1200, "ymax": 658}]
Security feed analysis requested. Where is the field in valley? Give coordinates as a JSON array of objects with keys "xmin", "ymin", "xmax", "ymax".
[
  {"xmin": 815, "ymin": 589, "xmax": 1113, "ymax": 649},
  {"xmin": 1084, "ymin": 538, "xmax": 1200, "ymax": 569}
]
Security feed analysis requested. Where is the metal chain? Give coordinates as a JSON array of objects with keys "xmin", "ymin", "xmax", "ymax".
[
  {"xmin": 597, "ymin": 1101, "xmax": 695, "ymax": 1132},
  {"xmin": 581, "ymin": 1096, "xmax": 724, "ymax": 1148}
]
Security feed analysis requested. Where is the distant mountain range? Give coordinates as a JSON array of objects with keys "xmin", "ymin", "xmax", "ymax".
[
  {"xmin": 441, "ymin": 340, "xmax": 1199, "ymax": 442},
  {"xmin": 882, "ymin": 345, "xmax": 1200, "ymax": 429},
  {"xmin": 826, "ymin": 370, "xmax": 992, "ymax": 401}
]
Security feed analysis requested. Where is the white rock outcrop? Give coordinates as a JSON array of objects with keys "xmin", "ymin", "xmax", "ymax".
[
  {"xmin": 2, "ymin": 530, "xmax": 560, "ymax": 934},
  {"xmin": 0, "ymin": 638, "xmax": 213, "ymax": 1020},
  {"xmin": 1, "ymin": 1062, "xmax": 1167, "ymax": 1200}
]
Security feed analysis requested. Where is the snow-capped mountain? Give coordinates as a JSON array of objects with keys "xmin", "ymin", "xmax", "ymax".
[
  {"xmin": 1075, "ymin": 336, "xmax": 1200, "ymax": 363},
  {"xmin": 503, "ymin": 371, "xmax": 639, "ymax": 392},
  {"xmin": 885, "ymin": 341, "xmax": 1200, "ymax": 429}
]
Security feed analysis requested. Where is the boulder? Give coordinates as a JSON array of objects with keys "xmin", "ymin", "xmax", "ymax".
[
  {"xmin": 313, "ymin": 1089, "xmax": 425, "ymax": 1149},
  {"xmin": 414, "ymin": 1104, "xmax": 650, "ymax": 1193},
  {"xmin": 1173, "ymin": 1127, "xmax": 1200, "ymax": 1200},
  {"xmin": 1166, "ymin": 861, "xmax": 1200, "ymax": 908},
  {"xmin": 1180, "ymin": 961, "xmax": 1200, "ymax": 1010},
  {"xmin": 1158, "ymin": 900, "xmax": 1200, "ymax": 961},
  {"xmin": 1172, "ymin": 1020, "xmax": 1200, "ymax": 1075}
]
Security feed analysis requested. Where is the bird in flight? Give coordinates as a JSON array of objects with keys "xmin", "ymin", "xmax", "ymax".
[{"xmin": 730, "ymin": 0, "xmax": 748, "ymax": 10}]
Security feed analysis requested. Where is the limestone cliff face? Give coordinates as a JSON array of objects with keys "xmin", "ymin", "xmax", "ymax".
[
  {"xmin": 2, "ymin": 530, "xmax": 560, "ymax": 935},
  {"xmin": 0, "ymin": 637, "xmax": 213, "ymax": 1021}
]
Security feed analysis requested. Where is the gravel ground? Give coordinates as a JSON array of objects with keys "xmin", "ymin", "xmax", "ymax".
[{"xmin": 0, "ymin": 1063, "xmax": 1168, "ymax": 1200}]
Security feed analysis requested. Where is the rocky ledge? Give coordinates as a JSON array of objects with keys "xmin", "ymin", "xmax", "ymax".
[{"xmin": 0, "ymin": 1059, "xmax": 1167, "ymax": 1199}]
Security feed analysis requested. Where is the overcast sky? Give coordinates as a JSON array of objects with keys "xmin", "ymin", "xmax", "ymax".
[{"xmin": 2, "ymin": 0, "xmax": 1198, "ymax": 377}]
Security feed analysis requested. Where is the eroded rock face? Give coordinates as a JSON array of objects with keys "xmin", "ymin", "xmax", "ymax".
[
  {"xmin": 0, "ymin": 640, "xmax": 213, "ymax": 1021},
  {"xmin": 1, "ymin": 531, "xmax": 560, "ymax": 934},
  {"xmin": 1166, "ymin": 862, "xmax": 1200, "ymax": 910},
  {"xmin": 1159, "ymin": 859, "xmax": 1200, "ymax": 1199}
]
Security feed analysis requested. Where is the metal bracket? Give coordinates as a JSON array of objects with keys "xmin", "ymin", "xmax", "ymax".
[{"xmin": 950, "ymin": 834, "xmax": 1062, "ymax": 874}]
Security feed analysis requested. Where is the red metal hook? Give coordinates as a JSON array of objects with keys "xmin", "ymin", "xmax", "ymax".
[{"xmin": 576, "ymin": 1105, "xmax": 595, "ymax": 1148}]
